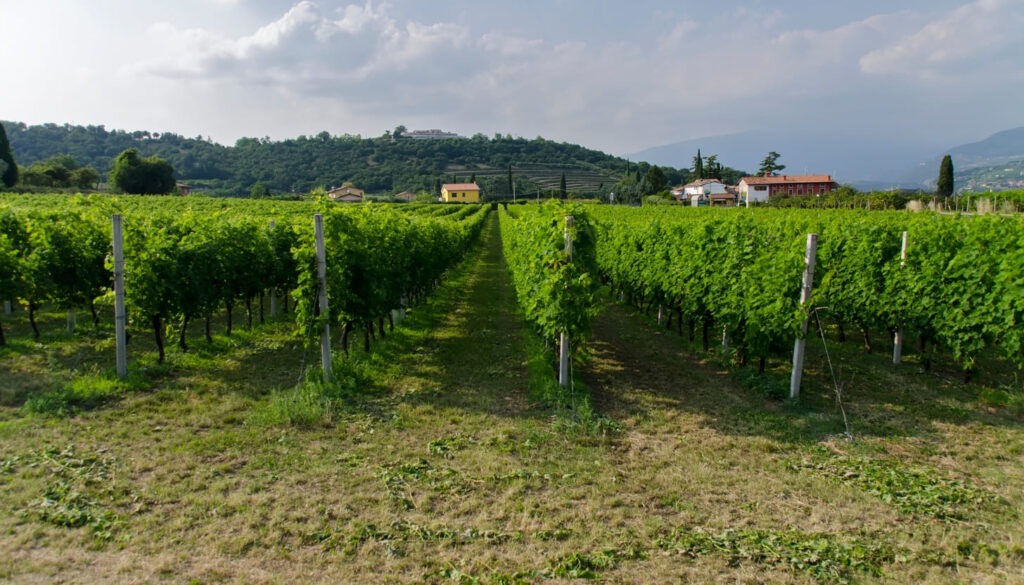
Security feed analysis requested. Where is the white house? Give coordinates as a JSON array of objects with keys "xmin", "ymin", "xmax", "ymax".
[{"xmin": 683, "ymin": 179, "xmax": 727, "ymax": 200}]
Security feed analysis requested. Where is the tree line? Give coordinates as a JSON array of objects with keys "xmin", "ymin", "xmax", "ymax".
[{"xmin": 4, "ymin": 121, "xmax": 708, "ymax": 197}]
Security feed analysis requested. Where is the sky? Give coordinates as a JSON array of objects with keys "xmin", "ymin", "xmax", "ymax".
[{"xmin": 3, "ymin": 0, "xmax": 1023, "ymax": 161}]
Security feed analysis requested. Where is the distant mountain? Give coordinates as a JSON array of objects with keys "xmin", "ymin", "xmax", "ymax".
[
  {"xmin": 627, "ymin": 130, "xmax": 940, "ymax": 187},
  {"xmin": 900, "ymin": 127, "xmax": 1024, "ymax": 191},
  {"xmin": 630, "ymin": 127, "xmax": 1024, "ymax": 192}
]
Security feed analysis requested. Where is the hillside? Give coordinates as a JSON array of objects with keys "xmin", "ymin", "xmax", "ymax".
[
  {"xmin": 901, "ymin": 127, "xmax": 1024, "ymax": 191},
  {"xmin": 627, "ymin": 130, "xmax": 939, "ymax": 186},
  {"xmin": 2, "ymin": 121, "xmax": 687, "ymax": 197}
]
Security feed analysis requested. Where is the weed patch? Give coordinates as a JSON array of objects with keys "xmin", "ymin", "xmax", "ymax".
[
  {"xmin": 249, "ymin": 358, "xmax": 373, "ymax": 427},
  {"xmin": 545, "ymin": 544, "xmax": 646, "ymax": 579},
  {"xmin": 792, "ymin": 448, "xmax": 1001, "ymax": 521},
  {"xmin": 14, "ymin": 445, "xmax": 127, "ymax": 543},
  {"xmin": 379, "ymin": 459, "xmax": 473, "ymax": 510},
  {"xmin": 656, "ymin": 526, "xmax": 895, "ymax": 583}
]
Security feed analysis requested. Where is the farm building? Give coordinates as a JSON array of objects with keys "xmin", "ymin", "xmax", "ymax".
[
  {"xmin": 683, "ymin": 179, "xmax": 727, "ymax": 200},
  {"xmin": 393, "ymin": 191, "xmax": 417, "ymax": 202},
  {"xmin": 328, "ymin": 185, "xmax": 365, "ymax": 203},
  {"xmin": 738, "ymin": 174, "xmax": 837, "ymax": 204},
  {"xmin": 441, "ymin": 183, "xmax": 481, "ymax": 203}
]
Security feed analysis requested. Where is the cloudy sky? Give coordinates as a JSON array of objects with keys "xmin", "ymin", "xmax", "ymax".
[{"xmin": 3, "ymin": 0, "xmax": 1023, "ymax": 158}]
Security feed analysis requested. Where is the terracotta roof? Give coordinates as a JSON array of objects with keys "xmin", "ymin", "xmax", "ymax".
[
  {"xmin": 442, "ymin": 183, "xmax": 480, "ymax": 191},
  {"xmin": 740, "ymin": 174, "xmax": 834, "ymax": 185},
  {"xmin": 328, "ymin": 185, "xmax": 364, "ymax": 195}
]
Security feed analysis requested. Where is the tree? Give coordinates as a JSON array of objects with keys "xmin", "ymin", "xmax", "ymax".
[
  {"xmin": 704, "ymin": 154, "xmax": 722, "ymax": 180},
  {"xmin": 109, "ymin": 148, "xmax": 176, "ymax": 194},
  {"xmin": 937, "ymin": 154, "xmax": 954, "ymax": 198},
  {"xmin": 250, "ymin": 182, "xmax": 270, "ymax": 198},
  {"xmin": 393, "ymin": 125, "xmax": 407, "ymax": 138},
  {"xmin": 758, "ymin": 151, "xmax": 785, "ymax": 176},
  {"xmin": 645, "ymin": 165, "xmax": 668, "ymax": 194},
  {"xmin": 0, "ymin": 122, "xmax": 18, "ymax": 187},
  {"xmin": 560, "ymin": 172, "xmax": 567, "ymax": 198},
  {"xmin": 693, "ymin": 149, "xmax": 704, "ymax": 180},
  {"xmin": 70, "ymin": 167, "xmax": 100, "ymax": 190}
]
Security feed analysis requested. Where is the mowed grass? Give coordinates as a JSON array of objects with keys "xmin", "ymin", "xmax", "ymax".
[{"xmin": 0, "ymin": 213, "xmax": 1022, "ymax": 584}]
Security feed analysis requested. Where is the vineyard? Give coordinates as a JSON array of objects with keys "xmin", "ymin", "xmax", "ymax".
[
  {"xmin": 450, "ymin": 163, "xmax": 618, "ymax": 197},
  {"xmin": 588, "ymin": 206, "xmax": 1024, "ymax": 382},
  {"xmin": 1, "ymin": 194, "xmax": 1023, "ymax": 583},
  {"xmin": 0, "ymin": 194, "xmax": 487, "ymax": 378}
]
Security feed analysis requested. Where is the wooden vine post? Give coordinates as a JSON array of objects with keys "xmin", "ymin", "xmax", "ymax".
[
  {"xmin": 112, "ymin": 214, "xmax": 128, "ymax": 380},
  {"xmin": 559, "ymin": 215, "xmax": 573, "ymax": 388},
  {"xmin": 314, "ymin": 214, "xmax": 332, "ymax": 381},
  {"xmin": 892, "ymin": 231, "xmax": 909, "ymax": 364},
  {"xmin": 790, "ymin": 233, "xmax": 818, "ymax": 399}
]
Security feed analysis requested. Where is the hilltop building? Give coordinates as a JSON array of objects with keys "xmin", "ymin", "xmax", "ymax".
[{"xmin": 406, "ymin": 129, "xmax": 464, "ymax": 140}]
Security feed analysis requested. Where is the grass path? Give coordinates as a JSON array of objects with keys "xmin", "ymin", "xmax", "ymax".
[{"xmin": 1, "ymin": 212, "xmax": 1022, "ymax": 584}]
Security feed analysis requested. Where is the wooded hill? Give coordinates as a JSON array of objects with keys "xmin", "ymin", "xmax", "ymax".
[{"xmin": 3, "ymin": 121, "xmax": 706, "ymax": 198}]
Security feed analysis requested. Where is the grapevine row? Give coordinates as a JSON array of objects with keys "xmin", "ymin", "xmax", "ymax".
[
  {"xmin": 590, "ymin": 206, "xmax": 1024, "ymax": 379},
  {"xmin": 1, "ymin": 196, "xmax": 488, "ymax": 368},
  {"xmin": 498, "ymin": 202, "xmax": 599, "ymax": 363}
]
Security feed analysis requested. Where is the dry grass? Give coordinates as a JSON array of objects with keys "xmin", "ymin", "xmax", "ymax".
[{"xmin": 1, "ymin": 215, "xmax": 1022, "ymax": 584}]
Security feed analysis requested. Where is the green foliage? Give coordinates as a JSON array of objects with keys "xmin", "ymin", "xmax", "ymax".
[
  {"xmin": 645, "ymin": 165, "xmax": 667, "ymax": 194},
  {"xmin": 592, "ymin": 207, "xmax": 809, "ymax": 366},
  {"xmin": 0, "ymin": 121, "xmax": 17, "ymax": 187},
  {"xmin": 759, "ymin": 151, "xmax": 786, "ymax": 176},
  {"xmin": 291, "ymin": 204, "xmax": 489, "ymax": 346},
  {"xmin": 249, "ymin": 182, "xmax": 270, "ymax": 198},
  {"xmin": 793, "ymin": 448, "xmax": 1000, "ymax": 520},
  {"xmin": 3, "ymin": 120, "xmax": 684, "ymax": 197},
  {"xmin": 499, "ymin": 202, "xmax": 599, "ymax": 349},
  {"xmin": 109, "ymin": 148, "xmax": 175, "ymax": 194},
  {"xmin": 18, "ymin": 154, "xmax": 99, "ymax": 189},
  {"xmin": 592, "ymin": 206, "xmax": 1024, "ymax": 374},
  {"xmin": 937, "ymin": 154, "xmax": 954, "ymax": 198},
  {"xmin": 24, "ymin": 368, "xmax": 147, "ymax": 416},
  {"xmin": 16, "ymin": 445, "xmax": 125, "ymax": 542},
  {"xmin": 656, "ymin": 526, "xmax": 895, "ymax": 583}
]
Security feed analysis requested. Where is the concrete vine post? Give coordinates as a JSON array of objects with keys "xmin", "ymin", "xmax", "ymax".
[
  {"xmin": 314, "ymin": 214, "xmax": 332, "ymax": 381},
  {"xmin": 892, "ymin": 231, "xmax": 909, "ymax": 365},
  {"xmin": 559, "ymin": 215, "xmax": 573, "ymax": 388},
  {"xmin": 790, "ymin": 233, "xmax": 818, "ymax": 399},
  {"xmin": 269, "ymin": 220, "xmax": 278, "ymax": 318},
  {"xmin": 112, "ymin": 214, "xmax": 128, "ymax": 380}
]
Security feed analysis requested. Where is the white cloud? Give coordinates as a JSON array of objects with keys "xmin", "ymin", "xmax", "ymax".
[
  {"xmin": 860, "ymin": 0, "xmax": 1024, "ymax": 79},
  {"xmin": 137, "ymin": 1, "xmax": 470, "ymax": 86},
  {"xmin": 478, "ymin": 32, "xmax": 543, "ymax": 57},
  {"xmin": 84, "ymin": 1, "xmax": 1024, "ymax": 154}
]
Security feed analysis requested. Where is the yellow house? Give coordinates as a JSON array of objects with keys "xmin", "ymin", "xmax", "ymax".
[{"xmin": 441, "ymin": 182, "xmax": 481, "ymax": 203}]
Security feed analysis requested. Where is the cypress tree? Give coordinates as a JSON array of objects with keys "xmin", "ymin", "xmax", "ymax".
[
  {"xmin": 694, "ymin": 149, "xmax": 704, "ymax": 180},
  {"xmin": 559, "ymin": 172, "xmax": 567, "ymax": 198},
  {"xmin": 0, "ymin": 122, "xmax": 18, "ymax": 188},
  {"xmin": 937, "ymin": 154, "xmax": 954, "ymax": 198}
]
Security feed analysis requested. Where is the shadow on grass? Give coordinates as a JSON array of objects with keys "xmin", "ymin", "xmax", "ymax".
[{"xmin": 581, "ymin": 294, "xmax": 1023, "ymax": 447}]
